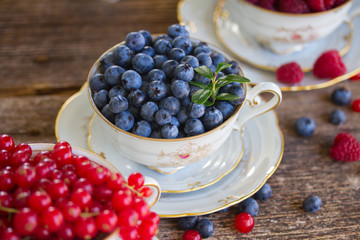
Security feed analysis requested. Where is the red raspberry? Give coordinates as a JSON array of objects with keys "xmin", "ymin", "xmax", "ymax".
[
  {"xmin": 350, "ymin": 73, "xmax": 360, "ymax": 81},
  {"xmin": 352, "ymin": 99, "xmax": 360, "ymax": 112},
  {"xmin": 276, "ymin": 62, "xmax": 304, "ymax": 84},
  {"xmin": 329, "ymin": 132, "xmax": 360, "ymax": 162},
  {"xmin": 307, "ymin": 0, "xmax": 326, "ymax": 12},
  {"xmin": 257, "ymin": 0, "xmax": 276, "ymax": 10},
  {"xmin": 278, "ymin": 0, "xmax": 310, "ymax": 13},
  {"xmin": 313, "ymin": 50, "xmax": 346, "ymax": 78}
]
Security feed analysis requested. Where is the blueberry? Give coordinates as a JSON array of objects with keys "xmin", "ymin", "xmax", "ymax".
[
  {"xmin": 222, "ymin": 60, "xmax": 239, "ymax": 75},
  {"xmin": 170, "ymin": 117, "xmax": 180, "ymax": 127},
  {"xmin": 121, "ymin": 70, "xmax": 142, "ymax": 91},
  {"xmin": 214, "ymin": 101, "xmax": 234, "ymax": 120},
  {"xmin": 109, "ymin": 95, "xmax": 128, "ymax": 114},
  {"xmin": 176, "ymin": 108, "xmax": 189, "ymax": 125},
  {"xmin": 161, "ymin": 60, "xmax": 179, "ymax": 79},
  {"xmin": 331, "ymin": 87, "xmax": 352, "ymax": 105},
  {"xmin": 237, "ymin": 197, "xmax": 259, "ymax": 217},
  {"xmin": 147, "ymin": 69, "xmax": 166, "ymax": 82},
  {"xmin": 168, "ymin": 48, "xmax": 186, "ymax": 62},
  {"xmin": 132, "ymin": 53, "xmax": 154, "ymax": 74},
  {"xmin": 138, "ymin": 30, "xmax": 152, "ymax": 46},
  {"xmin": 93, "ymin": 89, "xmax": 109, "ymax": 109},
  {"xmin": 104, "ymin": 65, "xmax": 125, "ymax": 86},
  {"xmin": 132, "ymin": 120, "xmax": 152, "ymax": 137},
  {"xmin": 228, "ymin": 85, "xmax": 246, "ymax": 105},
  {"xmin": 125, "ymin": 32, "xmax": 145, "ymax": 52},
  {"xmin": 155, "ymin": 109, "xmax": 172, "ymax": 126},
  {"xmin": 161, "ymin": 124, "xmax": 179, "ymax": 139},
  {"xmin": 115, "ymin": 111, "xmax": 134, "ymax": 131},
  {"xmin": 99, "ymin": 52, "xmax": 114, "ymax": 73},
  {"xmin": 193, "ymin": 43, "xmax": 212, "ymax": 56},
  {"xmin": 196, "ymin": 53, "xmax": 212, "ymax": 67},
  {"xmin": 184, "ymin": 118, "xmax": 205, "ymax": 136},
  {"xmin": 173, "ymin": 63, "xmax": 194, "ymax": 82},
  {"xmin": 154, "ymin": 39, "xmax": 172, "ymax": 55},
  {"xmin": 201, "ymin": 106, "xmax": 223, "ymax": 130},
  {"xmin": 195, "ymin": 219, "xmax": 214, "ymax": 238},
  {"xmin": 146, "ymin": 80, "xmax": 167, "ymax": 101},
  {"xmin": 194, "ymin": 73, "xmax": 211, "ymax": 85},
  {"xmin": 153, "ymin": 55, "xmax": 168, "ymax": 69},
  {"xmin": 141, "ymin": 101, "xmax": 159, "ymax": 122},
  {"xmin": 89, "ymin": 73, "xmax": 109, "ymax": 92},
  {"xmin": 113, "ymin": 45, "xmax": 132, "ymax": 69},
  {"xmin": 172, "ymin": 36, "xmax": 193, "ymax": 54},
  {"xmin": 128, "ymin": 89, "xmax": 146, "ymax": 107},
  {"xmin": 295, "ymin": 117, "xmax": 316, "ymax": 137},
  {"xmin": 178, "ymin": 216, "xmax": 198, "ymax": 231},
  {"xmin": 209, "ymin": 64, "xmax": 216, "ymax": 74},
  {"xmin": 187, "ymin": 102, "xmax": 205, "ymax": 118},
  {"xmin": 140, "ymin": 46, "xmax": 155, "ymax": 57},
  {"xmin": 171, "ymin": 80, "xmax": 190, "ymax": 100},
  {"xmin": 181, "ymin": 97, "xmax": 191, "ymax": 107},
  {"xmin": 167, "ymin": 23, "xmax": 189, "ymax": 39},
  {"xmin": 101, "ymin": 104, "xmax": 116, "ymax": 123},
  {"xmin": 211, "ymin": 53, "xmax": 226, "ymax": 67},
  {"xmin": 109, "ymin": 85, "xmax": 128, "ymax": 99},
  {"xmin": 254, "ymin": 183, "xmax": 272, "ymax": 201},
  {"xmin": 153, "ymin": 34, "xmax": 173, "ymax": 44},
  {"xmin": 190, "ymin": 85, "xmax": 202, "ymax": 97},
  {"xmin": 330, "ymin": 109, "xmax": 346, "ymax": 125},
  {"xmin": 181, "ymin": 55, "xmax": 200, "ymax": 68},
  {"xmin": 160, "ymin": 96, "xmax": 181, "ymax": 115},
  {"xmin": 303, "ymin": 195, "xmax": 322, "ymax": 213}
]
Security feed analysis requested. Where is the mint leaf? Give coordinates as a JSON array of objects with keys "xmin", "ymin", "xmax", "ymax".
[
  {"xmin": 218, "ymin": 74, "xmax": 250, "ymax": 83},
  {"xmin": 189, "ymin": 81, "xmax": 211, "ymax": 90},
  {"xmin": 216, "ymin": 93, "xmax": 240, "ymax": 101},
  {"xmin": 215, "ymin": 62, "xmax": 232, "ymax": 74},
  {"xmin": 194, "ymin": 66, "xmax": 213, "ymax": 80},
  {"xmin": 191, "ymin": 89, "xmax": 212, "ymax": 105}
]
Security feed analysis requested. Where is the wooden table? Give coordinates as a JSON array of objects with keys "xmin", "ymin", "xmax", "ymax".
[{"xmin": 1, "ymin": 0, "xmax": 359, "ymax": 239}]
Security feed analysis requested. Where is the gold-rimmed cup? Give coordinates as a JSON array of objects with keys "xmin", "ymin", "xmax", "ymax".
[{"xmin": 87, "ymin": 38, "xmax": 282, "ymax": 169}]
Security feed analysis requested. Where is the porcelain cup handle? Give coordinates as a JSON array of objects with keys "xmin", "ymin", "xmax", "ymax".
[
  {"xmin": 143, "ymin": 176, "xmax": 161, "ymax": 208},
  {"xmin": 234, "ymin": 82, "xmax": 282, "ymax": 130}
]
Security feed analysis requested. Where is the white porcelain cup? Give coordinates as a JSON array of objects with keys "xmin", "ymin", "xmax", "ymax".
[{"xmin": 235, "ymin": 0, "xmax": 358, "ymax": 54}]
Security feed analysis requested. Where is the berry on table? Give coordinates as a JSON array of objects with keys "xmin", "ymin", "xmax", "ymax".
[
  {"xmin": 295, "ymin": 117, "xmax": 316, "ymax": 137},
  {"xmin": 234, "ymin": 212, "xmax": 255, "ymax": 233},
  {"xmin": 179, "ymin": 216, "xmax": 199, "ymax": 230},
  {"xmin": 303, "ymin": 195, "xmax": 322, "ymax": 212},
  {"xmin": 350, "ymin": 72, "xmax": 360, "ymax": 81},
  {"xmin": 254, "ymin": 183, "xmax": 272, "ymax": 201},
  {"xmin": 276, "ymin": 62, "xmax": 304, "ymax": 84},
  {"xmin": 330, "ymin": 109, "xmax": 346, "ymax": 125},
  {"xmin": 183, "ymin": 230, "xmax": 202, "ymax": 240},
  {"xmin": 331, "ymin": 87, "xmax": 352, "ymax": 105},
  {"xmin": 237, "ymin": 197, "xmax": 259, "ymax": 217},
  {"xmin": 195, "ymin": 218, "xmax": 214, "ymax": 238},
  {"xmin": 329, "ymin": 132, "xmax": 360, "ymax": 162},
  {"xmin": 352, "ymin": 99, "xmax": 360, "ymax": 112},
  {"xmin": 313, "ymin": 50, "xmax": 346, "ymax": 78}
]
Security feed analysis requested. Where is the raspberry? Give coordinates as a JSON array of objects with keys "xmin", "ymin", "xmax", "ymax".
[
  {"xmin": 329, "ymin": 132, "xmax": 360, "ymax": 162},
  {"xmin": 276, "ymin": 62, "xmax": 304, "ymax": 84},
  {"xmin": 278, "ymin": 0, "xmax": 310, "ymax": 13},
  {"xmin": 307, "ymin": 0, "xmax": 326, "ymax": 12},
  {"xmin": 313, "ymin": 50, "xmax": 346, "ymax": 78},
  {"xmin": 257, "ymin": 0, "xmax": 276, "ymax": 10},
  {"xmin": 350, "ymin": 73, "xmax": 360, "ymax": 81},
  {"xmin": 352, "ymin": 99, "xmax": 360, "ymax": 112}
]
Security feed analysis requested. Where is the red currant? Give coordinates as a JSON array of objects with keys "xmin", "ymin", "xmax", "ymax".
[
  {"xmin": 71, "ymin": 188, "xmax": 92, "ymax": 210},
  {"xmin": 132, "ymin": 197, "xmax": 150, "ymax": 218},
  {"xmin": 88, "ymin": 201, "xmax": 103, "ymax": 214},
  {"xmin": 107, "ymin": 172, "xmax": 125, "ymax": 191},
  {"xmin": 0, "ymin": 191, "xmax": 13, "ymax": 216},
  {"xmin": 112, "ymin": 189, "xmax": 132, "ymax": 211},
  {"xmin": 94, "ymin": 184, "xmax": 113, "ymax": 202},
  {"xmin": 183, "ymin": 230, "xmax": 202, "ymax": 240},
  {"xmin": 350, "ymin": 72, "xmax": 360, "ymax": 81},
  {"xmin": 352, "ymin": 99, "xmax": 360, "ymax": 112},
  {"xmin": 63, "ymin": 170, "xmax": 78, "ymax": 186},
  {"xmin": 12, "ymin": 188, "xmax": 31, "ymax": 209},
  {"xmin": 60, "ymin": 201, "xmax": 81, "ymax": 222},
  {"xmin": 28, "ymin": 191, "xmax": 51, "ymax": 212},
  {"xmin": 48, "ymin": 179, "xmax": 69, "ymax": 199},
  {"xmin": 128, "ymin": 172, "xmax": 145, "ymax": 189},
  {"xmin": 117, "ymin": 208, "xmax": 139, "ymax": 228},
  {"xmin": 56, "ymin": 223, "xmax": 75, "ymax": 240},
  {"xmin": 86, "ymin": 164, "xmax": 110, "ymax": 185},
  {"xmin": 1, "ymin": 227, "xmax": 21, "ymax": 240},
  {"xmin": 119, "ymin": 227, "xmax": 138, "ymax": 240},
  {"xmin": 34, "ymin": 227, "xmax": 51, "ymax": 240},
  {"xmin": 0, "ymin": 134, "xmax": 15, "ymax": 152},
  {"xmin": 140, "ymin": 186, "xmax": 153, "ymax": 198},
  {"xmin": 14, "ymin": 164, "xmax": 36, "ymax": 188},
  {"xmin": 138, "ymin": 219, "xmax": 158, "ymax": 238},
  {"xmin": 13, "ymin": 143, "xmax": 32, "ymax": 158},
  {"xmin": 0, "ymin": 149, "xmax": 10, "ymax": 168},
  {"xmin": 39, "ymin": 158, "xmax": 57, "ymax": 171},
  {"xmin": 234, "ymin": 212, "xmax": 255, "ymax": 233},
  {"xmin": 32, "ymin": 178, "xmax": 51, "ymax": 192},
  {"xmin": 10, "ymin": 150, "xmax": 30, "ymax": 168},
  {"xmin": 33, "ymin": 150, "xmax": 52, "ymax": 165},
  {"xmin": 35, "ymin": 162, "xmax": 51, "ymax": 180},
  {"xmin": 95, "ymin": 210, "xmax": 118, "ymax": 233},
  {"xmin": 75, "ymin": 160, "xmax": 92, "ymax": 178},
  {"xmin": 14, "ymin": 208, "xmax": 39, "ymax": 235},
  {"xmin": 54, "ymin": 140, "xmax": 72, "ymax": 150},
  {"xmin": 72, "ymin": 155, "xmax": 89, "ymax": 169},
  {"xmin": 147, "ymin": 211, "xmax": 160, "ymax": 225},
  {"xmin": 52, "ymin": 145, "xmax": 73, "ymax": 167},
  {"xmin": 40, "ymin": 206, "xmax": 64, "ymax": 232},
  {"xmin": 74, "ymin": 217, "xmax": 98, "ymax": 240},
  {"xmin": 72, "ymin": 178, "xmax": 94, "ymax": 196},
  {"xmin": 0, "ymin": 169, "xmax": 15, "ymax": 191},
  {"xmin": 50, "ymin": 169, "xmax": 63, "ymax": 180}
]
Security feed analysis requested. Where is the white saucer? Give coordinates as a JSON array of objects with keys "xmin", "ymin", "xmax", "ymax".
[
  {"xmin": 178, "ymin": 0, "xmax": 360, "ymax": 91},
  {"xmin": 55, "ymin": 84, "xmax": 284, "ymax": 217}
]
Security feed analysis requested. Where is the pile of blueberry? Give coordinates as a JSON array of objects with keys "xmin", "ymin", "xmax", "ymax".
[{"xmin": 89, "ymin": 24, "xmax": 244, "ymax": 139}]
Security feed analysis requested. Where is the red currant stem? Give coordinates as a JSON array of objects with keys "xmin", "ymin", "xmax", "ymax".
[
  {"xmin": 0, "ymin": 205, "xmax": 19, "ymax": 214},
  {"xmin": 80, "ymin": 212, "xmax": 100, "ymax": 218},
  {"xmin": 122, "ymin": 182, "xmax": 142, "ymax": 197}
]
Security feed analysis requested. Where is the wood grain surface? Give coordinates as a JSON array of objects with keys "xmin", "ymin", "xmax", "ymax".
[{"xmin": 0, "ymin": 0, "xmax": 359, "ymax": 239}]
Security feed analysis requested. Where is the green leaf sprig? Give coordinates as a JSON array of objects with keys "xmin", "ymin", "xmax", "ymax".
[{"xmin": 189, "ymin": 62, "xmax": 250, "ymax": 106}]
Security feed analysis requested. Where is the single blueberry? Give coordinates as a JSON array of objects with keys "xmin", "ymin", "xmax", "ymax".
[
  {"xmin": 193, "ymin": 73, "xmax": 211, "ymax": 85},
  {"xmin": 167, "ymin": 23, "xmax": 189, "ymax": 39},
  {"xmin": 196, "ymin": 53, "xmax": 212, "ymax": 67},
  {"xmin": 331, "ymin": 87, "xmax": 352, "ymax": 105},
  {"xmin": 184, "ymin": 118, "xmax": 205, "ymax": 136},
  {"xmin": 104, "ymin": 65, "xmax": 125, "ymax": 86},
  {"xmin": 93, "ymin": 89, "xmax": 108, "ymax": 109},
  {"xmin": 211, "ymin": 53, "xmax": 226, "ymax": 67},
  {"xmin": 132, "ymin": 53, "xmax": 154, "ymax": 74},
  {"xmin": 171, "ymin": 80, "xmax": 190, "ymax": 100},
  {"xmin": 303, "ymin": 195, "xmax": 322, "ymax": 213},
  {"xmin": 153, "ymin": 55, "xmax": 168, "ymax": 69},
  {"xmin": 181, "ymin": 55, "xmax": 200, "ymax": 68},
  {"xmin": 228, "ymin": 85, "xmax": 246, "ymax": 105},
  {"xmin": 222, "ymin": 60, "xmax": 239, "ymax": 75},
  {"xmin": 113, "ymin": 45, "xmax": 132, "ymax": 69},
  {"xmin": 254, "ymin": 183, "xmax": 272, "ymax": 201},
  {"xmin": 201, "ymin": 106, "xmax": 224, "ymax": 130},
  {"xmin": 153, "ymin": 34, "xmax": 173, "ymax": 44},
  {"xmin": 125, "ymin": 32, "xmax": 146, "ymax": 52},
  {"xmin": 161, "ymin": 124, "xmax": 179, "ymax": 139},
  {"xmin": 141, "ymin": 101, "xmax": 159, "ymax": 122},
  {"xmin": 140, "ymin": 46, "xmax": 155, "ymax": 57},
  {"xmin": 330, "ymin": 109, "xmax": 346, "ymax": 125},
  {"xmin": 237, "ymin": 197, "xmax": 259, "ymax": 217},
  {"xmin": 295, "ymin": 117, "xmax": 316, "ymax": 137},
  {"xmin": 146, "ymin": 80, "xmax": 167, "ymax": 101},
  {"xmin": 160, "ymin": 96, "xmax": 181, "ymax": 115},
  {"xmin": 121, "ymin": 70, "xmax": 142, "ymax": 91},
  {"xmin": 187, "ymin": 102, "xmax": 205, "ymax": 118},
  {"xmin": 161, "ymin": 60, "xmax": 179, "ymax": 79},
  {"xmin": 89, "ymin": 73, "xmax": 109, "ymax": 92},
  {"xmin": 99, "ymin": 52, "xmax": 114, "ymax": 73},
  {"xmin": 101, "ymin": 104, "xmax": 116, "ymax": 123},
  {"xmin": 128, "ymin": 89, "xmax": 147, "ymax": 107},
  {"xmin": 155, "ymin": 108, "xmax": 172, "ymax": 126},
  {"xmin": 215, "ymin": 101, "xmax": 234, "ymax": 120},
  {"xmin": 115, "ymin": 111, "xmax": 134, "ymax": 131},
  {"xmin": 154, "ymin": 39, "xmax": 172, "ymax": 55},
  {"xmin": 193, "ymin": 43, "xmax": 212, "ymax": 56},
  {"xmin": 109, "ymin": 85, "xmax": 128, "ymax": 99},
  {"xmin": 178, "ymin": 216, "xmax": 198, "ymax": 231},
  {"xmin": 147, "ymin": 69, "xmax": 166, "ymax": 82},
  {"xmin": 168, "ymin": 48, "xmax": 186, "ymax": 62},
  {"xmin": 170, "ymin": 117, "xmax": 180, "ymax": 128},
  {"xmin": 176, "ymin": 108, "xmax": 189, "ymax": 125},
  {"xmin": 195, "ymin": 219, "xmax": 214, "ymax": 238},
  {"xmin": 173, "ymin": 63, "xmax": 194, "ymax": 82},
  {"xmin": 138, "ymin": 30, "xmax": 152, "ymax": 46},
  {"xmin": 172, "ymin": 36, "xmax": 193, "ymax": 54},
  {"xmin": 132, "ymin": 120, "xmax": 152, "ymax": 137},
  {"xmin": 109, "ymin": 95, "xmax": 128, "ymax": 114}
]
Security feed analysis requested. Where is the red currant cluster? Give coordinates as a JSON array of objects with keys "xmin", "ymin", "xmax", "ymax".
[{"xmin": 0, "ymin": 134, "xmax": 159, "ymax": 240}]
